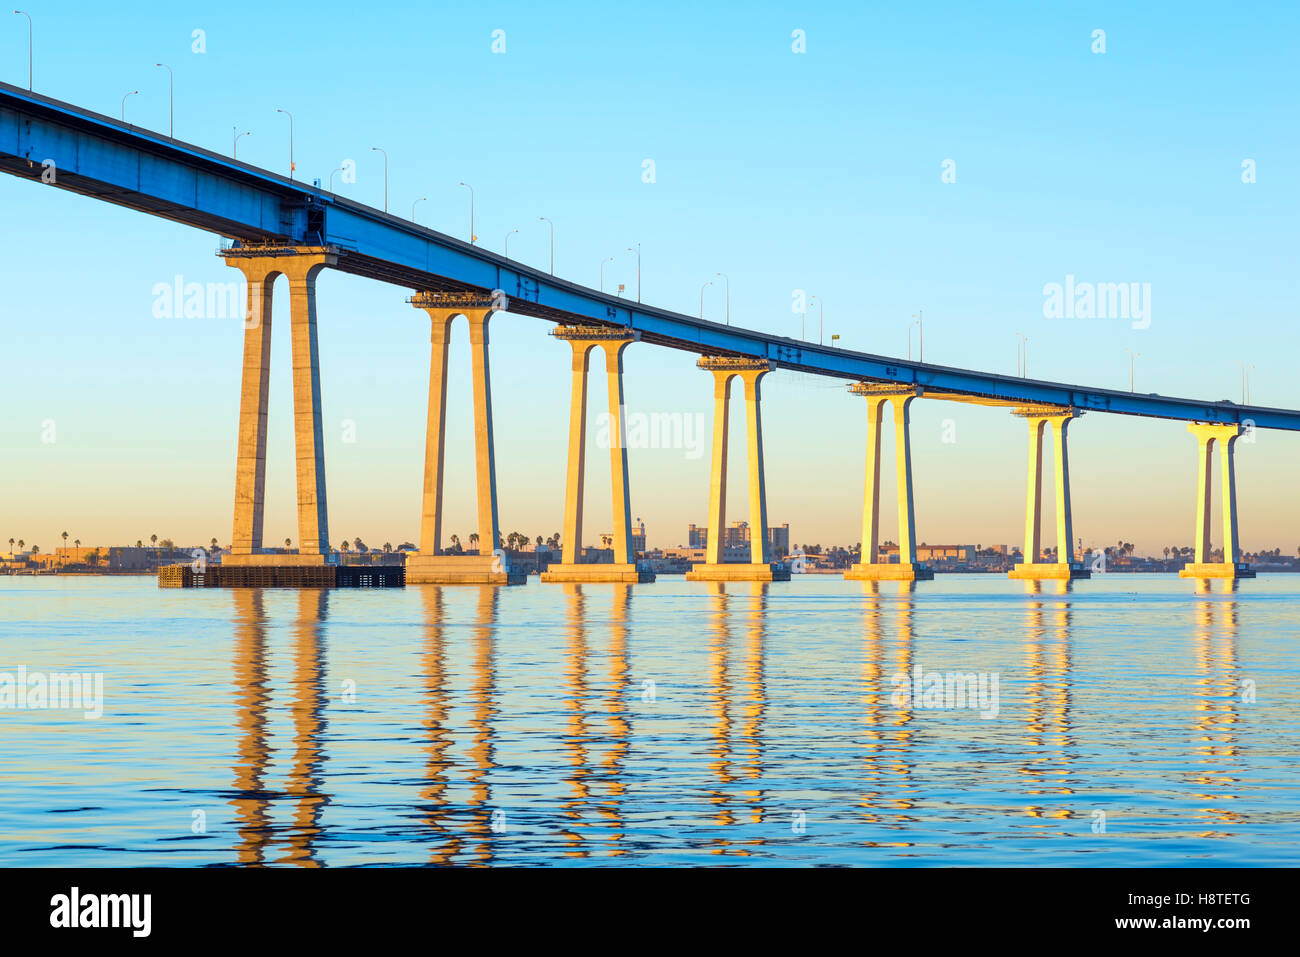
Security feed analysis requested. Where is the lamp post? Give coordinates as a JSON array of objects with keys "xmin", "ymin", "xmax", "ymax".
[
  {"xmin": 13, "ymin": 11, "xmax": 31, "ymax": 90},
  {"xmin": 809, "ymin": 295, "xmax": 823, "ymax": 344},
  {"xmin": 911, "ymin": 310, "xmax": 923, "ymax": 362},
  {"xmin": 275, "ymin": 108, "xmax": 294, "ymax": 179},
  {"xmin": 600, "ymin": 257, "xmax": 614, "ymax": 292},
  {"xmin": 1124, "ymin": 348, "xmax": 1140, "ymax": 392},
  {"xmin": 328, "ymin": 166, "xmax": 343, "ymax": 191},
  {"xmin": 155, "ymin": 62, "xmax": 172, "ymax": 137},
  {"xmin": 233, "ymin": 128, "xmax": 251, "ymax": 159},
  {"xmin": 411, "ymin": 196, "xmax": 426, "ymax": 222},
  {"xmin": 716, "ymin": 272, "xmax": 729, "ymax": 324},
  {"xmin": 1015, "ymin": 333, "xmax": 1024, "ymax": 377},
  {"xmin": 458, "ymin": 182, "xmax": 475, "ymax": 243},
  {"xmin": 628, "ymin": 243, "xmax": 642, "ymax": 302},
  {"xmin": 539, "ymin": 217, "xmax": 554, "ymax": 274},
  {"xmin": 121, "ymin": 90, "xmax": 138, "ymax": 123},
  {"xmin": 1234, "ymin": 361, "xmax": 1254, "ymax": 404},
  {"xmin": 505, "ymin": 227, "xmax": 519, "ymax": 257},
  {"xmin": 370, "ymin": 146, "xmax": 388, "ymax": 212},
  {"xmin": 700, "ymin": 280, "xmax": 714, "ymax": 319}
]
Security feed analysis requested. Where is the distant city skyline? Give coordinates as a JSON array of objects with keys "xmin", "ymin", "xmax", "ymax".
[{"xmin": 1, "ymin": 3, "xmax": 1297, "ymax": 557}]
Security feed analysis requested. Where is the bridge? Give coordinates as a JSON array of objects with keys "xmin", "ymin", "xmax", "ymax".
[{"xmin": 2, "ymin": 80, "xmax": 1290, "ymax": 584}]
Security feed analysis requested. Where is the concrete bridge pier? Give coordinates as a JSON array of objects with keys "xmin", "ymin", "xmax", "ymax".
[
  {"xmin": 222, "ymin": 245, "xmax": 337, "ymax": 567},
  {"xmin": 1009, "ymin": 407, "xmax": 1090, "ymax": 580},
  {"xmin": 1179, "ymin": 422, "xmax": 1255, "ymax": 579},
  {"xmin": 845, "ymin": 383, "xmax": 934, "ymax": 582},
  {"xmin": 542, "ymin": 326, "xmax": 655, "ymax": 584},
  {"xmin": 686, "ymin": 357, "xmax": 790, "ymax": 582},
  {"xmin": 406, "ymin": 291, "xmax": 522, "ymax": 585}
]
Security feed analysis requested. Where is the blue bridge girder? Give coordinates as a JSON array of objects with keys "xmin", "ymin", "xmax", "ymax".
[{"xmin": 3, "ymin": 80, "xmax": 1297, "ymax": 432}]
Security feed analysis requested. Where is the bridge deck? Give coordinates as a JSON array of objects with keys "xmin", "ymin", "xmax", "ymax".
[{"xmin": 2, "ymin": 81, "xmax": 1296, "ymax": 430}]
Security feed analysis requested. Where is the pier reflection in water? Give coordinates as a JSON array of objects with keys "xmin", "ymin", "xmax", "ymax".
[{"xmin": 2, "ymin": 575, "xmax": 1297, "ymax": 866}]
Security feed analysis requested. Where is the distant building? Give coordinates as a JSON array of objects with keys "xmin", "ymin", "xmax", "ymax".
[
  {"xmin": 878, "ymin": 544, "xmax": 975, "ymax": 564},
  {"xmin": 686, "ymin": 521, "xmax": 790, "ymax": 560},
  {"xmin": 599, "ymin": 520, "xmax": 647, "ymax": 555}
]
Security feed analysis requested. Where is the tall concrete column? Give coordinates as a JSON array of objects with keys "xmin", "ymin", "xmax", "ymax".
[
  {"xmin": 705, "ymin": 370, "xmax": 732, "ymax": 566},
  {"xmin": 1023, "ymin": 417, "xmax": 1046, "ymax": 565},
  {"xmin": 604, "ymin": 340, "xmax": 634, "ymax": 566},
  {"xmin": 229, "ymin": 268, "xmax": 275, "ymax": 555},
  {"xmin": 845, "ymin": 384, "xmax": 932, "ymax": 581},
  {"xmin": 893, "ymin": 395, "xmax": 918, "ymax": 567},
  {"xmin": 560, "ymin": 342, "xmax": 594, "ymax": 565},
  {"xmin": 466, "ymin": 311, "xmax": 501, "ymax": 555},
  {"xmin": 1192, "ymin": 431, "xmax": 1213, "ymax": 564},
  {"xmin": 740, "ymin": 368, "xmax": 770, "ymax": 565},
  {"xmin": 857, "ymin": 396, "xmax": 888, "ymax": 564},
  {"xmin": 406, "ymin": 291, "xmax": 521, "ymax": 585},
  {"xmin": 417, "ymin": 313, "xmax": 454, "ymax": 555},
  {"xmin": 221, "ymin": 245, "xmax": 338, "ymax": 567},
  {"xmin": 687, "ymin": 356, "xmax": 788, "ymax": 582},
  {"xmin": 1218, "ymin": 431, "xmax": 1240, "ymax": 565},
  {"xmin": 286, "ymin": 260, "xmax": 331, "ymax": 555},
  {"xmin": 542, "ymin": 326, "xmax": 652, "ymax": 583},
  {"xmin": 1180, "ymin": 422, "xmax": 1252, "ymax": 579},
  {"xmin": 1050, "ymin": 415, "xmax": 1075, "ymax": 565},
  {"xmin": 1009, "ymin": 406, "xmax": 1088, "ymax": 580}
]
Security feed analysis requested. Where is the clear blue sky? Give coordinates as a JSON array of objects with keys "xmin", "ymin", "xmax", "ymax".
[{"xmin": 1, "ymin": 1, "xmax": 1297, "ymax": 556}]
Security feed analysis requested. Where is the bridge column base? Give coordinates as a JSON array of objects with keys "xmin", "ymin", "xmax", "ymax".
[
  {"xmin": 1179, "ymin": 562, "xmax": 1255, "ymax": 580},
  {"xmin": 687, "ymin": 562, "xmax": 790, "ymax": 582},
  {"xmin": 1009, "ymin": 562, "xmax": 1091, "ymax": 580},
  {"xmin": 541, "ymin": 563, "xmax": 655, "ymax": 584},
  {"xmin": 845, "ymin": 562, "xmax": 934, "ymax": 581},
  {"xmin": 405, "ymin": 553, "xmax": 525, "ymax": 585},
  {"xmin": 223, "ymin": 553, "xmax": 333, "ymax": 567}
]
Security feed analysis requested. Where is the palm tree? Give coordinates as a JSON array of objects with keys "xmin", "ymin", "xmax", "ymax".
[
  {"xmin": 340, "ymin": 540, "xmax": 350, "ymax": 554},
  {"xmin": 469, "ymin": 532, "xmax": 479, "ymax": 552},
  {"xmin": 211, "ymin": 537, "xmax": 219, "ymax": 553},
  {"xmin": 61, "ymin": 531, "xmax": 68, "ymax": 552},
  {"xmin": 150, "ymin": 534, "xmax": 158, "ymax": 549},
  {"xmin": 450, "ymin": 534, "xmax": 461, "ymax": 554},
  {"xmin": 136, "ymin": 540, "xmax": 143, "ymax": 549},
  {"xmin": 383, "ymin": 542, "xmax": 392, "ymax": 553},
  {"xmin": 8, "ymin": 538, "xmax": 13, "ymax": 555},
  {"xmin": 74, "ymin": 539, "xmax": 80, "ymax": 549},
  {"xmin": 284, "ymin": 537, "xmax": 292, "ymax": 550},
  {"xmin": 17, "ymin": 539, "xmax": 24, "ymax": 553}
]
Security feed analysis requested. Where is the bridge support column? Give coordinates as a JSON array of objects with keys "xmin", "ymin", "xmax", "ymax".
[
  {"xmin": 1179, "ymin": 422, "xmax": 1255, "ymax": 579},
  {"xmin": 1009, "ymin": 407, "xmax": 1090, "ymax": 580},
  {"xmin": 542, "ymin": 326, "xmax": 654, "ymax": 583},
  {"xmin": 687, "ymin": 357, "xmax": 790, "ymax": 582},
  {"xmin": 846, "ymin": 384, "xmax": 933, "ymax": 581},
  {"xmin": 222, "ymin": 245, "xmax": 338, "ymax": 568},
  {"xmin": 406, "ymin": 292, "xmax": 523, "ymax": 585}
]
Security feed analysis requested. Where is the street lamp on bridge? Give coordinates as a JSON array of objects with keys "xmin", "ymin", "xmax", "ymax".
[
  {"xmin": 13, "ymin": 11, "xmax": 31, "ymax": 91},
  {"xmin": 154, "ymin": 63, "xmax": 172, "ymax": 137},
  {"xmin": 628, "ymin": 243, "xmax": 641, "ymax": 302},
  {"xmin": 699, "ymin": 279, "xmax": 714, "ymax": 319},
  {"xmin": 120, "ymin": 90, "xmax": 138, "ymax": 124},
  {"xmin": 911, "ymin": 310, "xmax": 924, "ymax": 362},
  {"xmin": 233, "ymin": 128, "xmax": 251, "ymax": 159},
  {"xmin": 539, "ymin": 217, "xmax": 554, "ymax": 274},
  {"xmin": 274, "ymin": 109, "xmax": 294, "ymax": 179},
  {"xmin": 458, "ymin": 182, "xmax": 475, "ymax": 243},
  {"xmin": 600, "ymin": 256, "xmax": 614, "ymax": 292},
  {"xmin": 1124, "ymin": 348, "xmax": 1140, "ymax": 392},
  {"xmin": 1234, "ymin": 361, "xmax": 1254, "ymax": 404},
  {"xmin": 369, "ymin": 147, "xmax": 388, "ymax": 212},
  {"xmin": 411, "ymin": 196, "xmax": 426, "ymax": 222},
  {"xmin": 504, "ymin": 227, "xmax": 519, "ymax": 257}
]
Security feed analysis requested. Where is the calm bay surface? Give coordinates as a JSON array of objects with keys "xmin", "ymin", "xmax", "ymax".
[{"xmin": 1, "ymin": 573, "xmax": 1297, "ymax": 866}]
